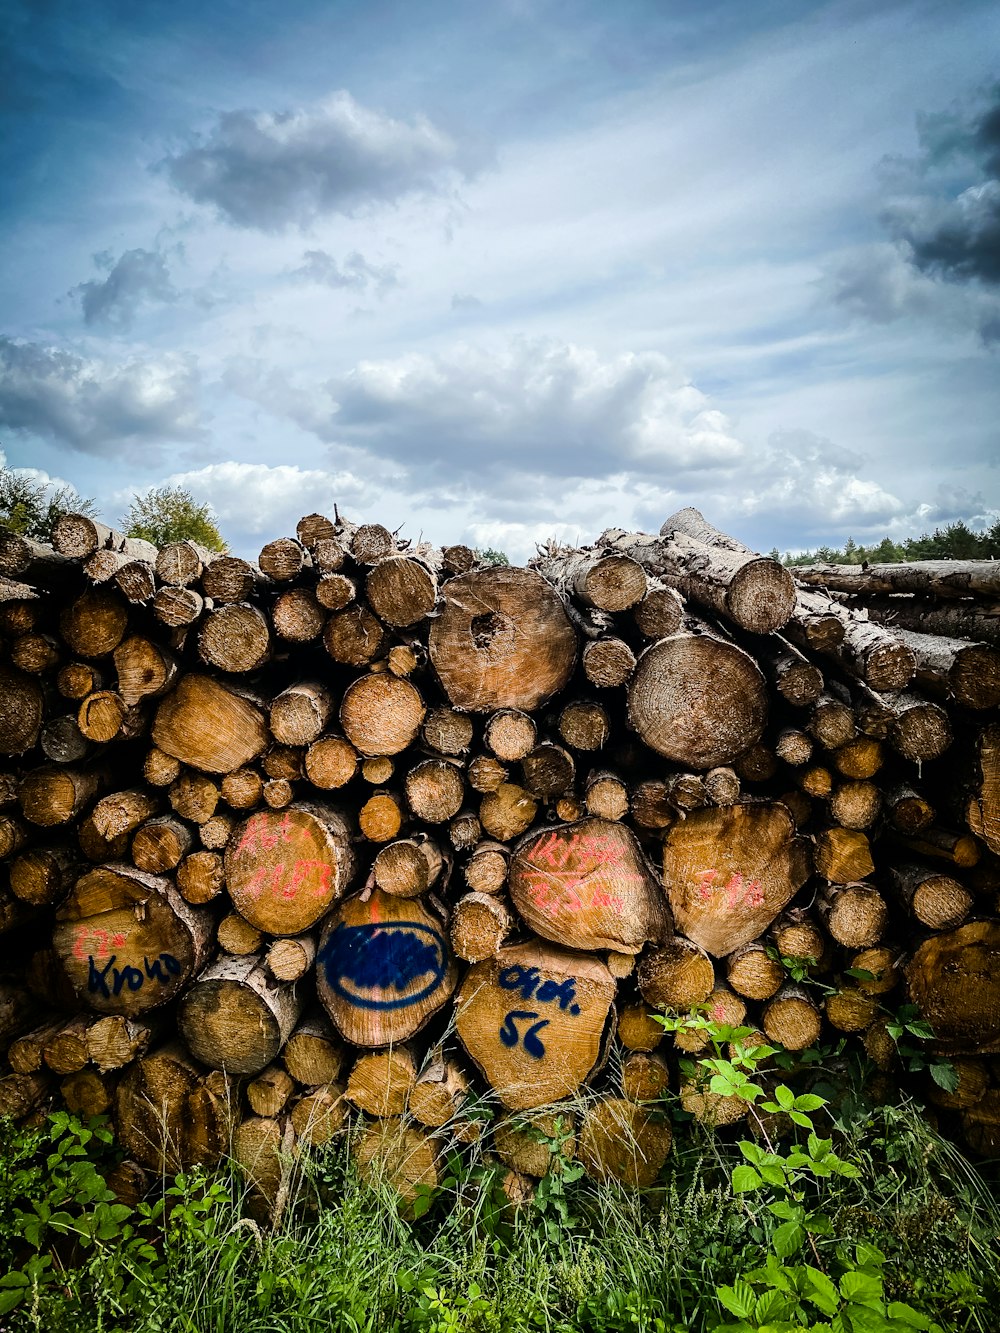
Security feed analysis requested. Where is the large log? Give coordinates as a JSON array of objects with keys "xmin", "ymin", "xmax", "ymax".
[
  {"xmin": 52, "ymin": 865, "xmax": 213, "ymax": 1015},
  {"xmin": 429, "ymin": 567, "xmax": 577, "ymax": 712},
  {"xmin": 179, "ymin": 954, "xmax": 302, "ymax": 1075},
  {"xmin": 661, "ymin": 803, "xmax": 810, "ymax": 957},
  {"xmin": 794, "ymin": 560, "xmax": 1000, "ymax": 599},
  {"xmin": 455, "ymin": 940, "xmax": 615, "ymax": 1109},
  {"xmin": 578, "ymin": 1097, "xmax": 671, "ymax": 1187},
  {"xmin": 531, "ymin": 547, "xmax": 647, "ymax": 612},
  {"xmin": 856, "ymin": 596, "xmax": 1000, "ymax": 647},
  {"xmin": 153, "ymin": 675, "xmax": 268, "ymax": 774},
  {"xmin": 508, "ymin": 817, "xmax": 668, "ymax": 953},
  {"xmin": 225, "ymin": 804, "xmax": 356, "ymax": 935},
  {"xmin": 114, "ymin": 1042, "xmax": 236, "ymax": 1172},
  {"xmin": 906, "ymin": 922, "xmax": 1000, "ymax": 1054},
  {"xmin": 627, "ymin": 628, "xmax": 768, "ymax": 768},
  {"xmin": 317, "ymin": 889, "xmax": 457, "ymax": 1047}
]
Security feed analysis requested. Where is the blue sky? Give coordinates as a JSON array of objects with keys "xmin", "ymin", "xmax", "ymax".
[{"xmin": 1, "ymin": 0, "xmax": 998, "ymax": 559}]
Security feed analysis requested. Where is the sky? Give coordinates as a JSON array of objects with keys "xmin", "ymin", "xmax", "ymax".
[{"xmin": 1, "ymin": 0, "xmax": 998, "ymax": 561}]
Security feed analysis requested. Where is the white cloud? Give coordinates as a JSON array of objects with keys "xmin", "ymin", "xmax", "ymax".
[
  {"xmin": 71, "ymin": 248, "xmax": 178, "ymax": 329},
  {"xmin": 0, "ymin": 337, "xmax": 205, "ymax": 456},
  {"xmin": 163, "ymin": 90, "xmax": 479, "ymax": 231}
]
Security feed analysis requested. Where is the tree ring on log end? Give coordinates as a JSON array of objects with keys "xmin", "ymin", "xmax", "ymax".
[
  {"xmin": 429, "ymin": 568, "xmax": 577, "ymax": 712},
  {"xmin": 627, "ymin": 634, "xmax": 767, "ymax": 768}
]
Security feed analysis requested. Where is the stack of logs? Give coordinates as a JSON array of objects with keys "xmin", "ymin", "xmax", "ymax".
[{"xmin": 0, "ymin": 505, "xmax": 999, "ymax": 1213}]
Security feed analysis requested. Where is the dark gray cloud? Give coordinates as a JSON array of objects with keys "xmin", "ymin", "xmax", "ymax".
[
  {"xmin": 883, "ymin": 84, "xmax": 1000, "ymax": 289},
  {"xmin": 71, "ymin": 247, "xmax": 177, "ymax": 328},
  {"xmin": 163, "ymin": 90, "xmax": 476, "ymax": 231},
  {"xmin": 289, "ymin": 249, "xmax": 399, "ymax": 294},
  {"xmin": 0, "ymin": 336, "xmax": 204, "ymax": 455}
]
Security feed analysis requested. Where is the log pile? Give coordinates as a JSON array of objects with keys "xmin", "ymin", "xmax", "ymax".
[{"xmin": 1, "ymin": 506, "xmax": 1000, "ymax": 1208}]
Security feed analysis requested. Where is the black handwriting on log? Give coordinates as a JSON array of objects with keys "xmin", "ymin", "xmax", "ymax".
[
  {"xmin": 87, "ymin": 953, "xmax": 181, "ymax": 999},
  {"xmin": 498, "ymin": 965, "xmax": 581, "ymax": 1015},
  {"xmin": 499, "ymin": 1010, "xmax": 550, "ymax": 1058}
]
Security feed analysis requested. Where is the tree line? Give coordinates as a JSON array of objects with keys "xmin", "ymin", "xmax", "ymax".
[{"xmin": 776, "ymin": 518, "xmax": 1000, "ymax": 567}]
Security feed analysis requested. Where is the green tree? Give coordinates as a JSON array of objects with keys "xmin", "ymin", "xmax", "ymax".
[
  {"xmin": 121, "ymin": 486, "xmax": 226, "ymax": 551},
  {"xmin": 475, "ymin": 546, "xmax": 510, "ymax": 566},
  {"xmin": 0, "ymin": 463, "xmax": 99, "ymax": 543}
]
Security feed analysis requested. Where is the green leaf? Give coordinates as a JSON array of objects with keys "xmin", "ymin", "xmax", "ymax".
[
  {"xmin": 840, "ymin": 1269, "xmax": 884, "ymax": 1308},
  {"xmin": 754, "ymin": 1288, "xmax": 793, "ymax": 1323},
  {"xmin": 775, "ymin": 1085, "xmax": 795, "ymax": 1111},
  {"xmin": 844, "ymin": 968, "xmax": 877, "ymax": 982},
  {"xmin": 731, "ymin": 1165, "xmax": 763, "ymax": 1193},
  {"xmin": 717, "ymin": 1280, "xmax": 756, "ymax": 1319},
  {"xmin": 739, "ymin": 1140, "xmax": 764, "ymax": 1165},
  {"xmin": 789, "ymin": 1110, "xmax": 813, "ymax": 1128},
  {"xmin": 794, "ymin": 1094, "xmax": 827, "ymax": 1112},
  {"xmin": 802, "ymin": 1266, "xmax": 841, "ymax": 1316},
  {"xmin": 886, "ymin": 1302, "xmax": 936, "ymax": 1329},
  {"xmin": 773, "ymin": 1220, "xmax": 805, "ymax": 1258},
  {"xmin": 930, "ymin": 1061, "xmax": 959, "ymax": 1092}
]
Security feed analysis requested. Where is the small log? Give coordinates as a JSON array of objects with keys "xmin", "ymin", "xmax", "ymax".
[
  {"xmin": 889, "ymin": 864, "xmax": 973, "ymax": 931},
  {"xmin": 354, "ymin": 1119, "xmax": 442, "ymax": 1206},
  {"xmin": 860, "ymin": 595, "xmax": 1000, "ymax": 646},
  {"xmin": 621, "ymin": 1050, "xmax": 671, "ymax": 1102},
  {"xmin": 304, "ymin": 735, "xmax": 358, "ymax": 790},
  {"xmin": 585, "ymin": 772, "xmax": 630, "ymax": 822},
  {"xmin": 630, "ymin": 780, "xmax": 675, "ymax": 831},
  {"xmin": 179, "ymin": 954, "xmax": 302, "ymax": 1075},
  {"xmin": 247, "ymin": 1065, "xmax": 295, "ymax": 1118},
  {"xmin": 405, "ymin": 758, "xmax": 465, "ymax": 823},
  {"xmin": 153, "ymin": 584, "xmax": 204, "ymax": 628},
  {"xmin": 825, "ymin": 987, "xmax": 880, "ymax": 1034},
  {"xmin": 315, "ymin": 572, "xmax": 356, "ymax": 611},
  {"xmin": 633, "ymin": 580, "xmax": 685, "ymax": 638},
  {"xmin": 366, "ymin": 556, "xmax": 438, "ymax": 627},
  {"xmin": 359, "ymin": 791, "xmax": 405, "ymax": 842},
  {"xmin": 61, "ymin": 1068, "xmax": 117, "ymax": 1117},
  {"xmin": 494, "ymin": 1109, "xmax": 576, "ymax": 1177},
  {"xmin": 259, "ymin": 536, "xmax": 308, "ymax": 582},
  {"xmin": 726, "ymin": 941, "xmax": 784, "ymax": 1000},
  {"xmin": 520, "ymin": 743, "xmax": 575, "ymax": 800},
  {"xmin": 19, "ymin": 766, "xmax": 102, "ymax": 827},
  {"xmin": 201, "ymin": 555, "xmax": 258, "ymax": 603},
  {"xmin": 756, "ymin": 636, "xmax": 824, "ymax": 707},
  {"xmin": 896, "ymin": 825, "xmax": 981, "ymax": 869},
  {"xmin": 423, "ymin": 708, "xmax": 474, "ymax": 757},
  {"xmin": 323, "ymin": 605, "xmax": 386, "ymax": 666},
  {"xmin": 270, "ymin": 683, "xmax": 334, "ymax": 747},
  {"xmin": 317, "ymin": 889, "xmax": 457, "ymax": 1047},
  {"xmin": 795, "ymin": 559, "xmax": 1000, "ymax": 599},
  {"xmin": 532, "ymin": 548, "xmax": 647, "ymax": 612},
  {"xmin": 144, "ymin": 747, "xmax": 181, "ymax": 788},
  {"xmin": 0, "ymin": 1072, "xmax": 52, "ymax": 1119},
  {"xmin": 9, "ymin": 1018, "xmax": 66, "ymax": 1073},
  {"xmin": 226, "ymin": 803, "xmax": 355, "ymax": 935},
  {"xmin": 450, "ymin": 892, "xmax": 514, "ymax": 962},
  {"xmin": 830, "ymin": 780, "xmax": 882, "ymax": 831},
  {"xmin": 272, "ymin": 587, "xmax": 326, "ymax": 642},
  {"xmin": 290, "ymin": 1083, "xmax": 349, "ymax": 1147},
  {"xmin": 10, "ymin": 632, "xmax": 60, "ymax": 674},
  {"xmin": 153, "ymin": 675, "xmax": 268, "ymax": 774},
  {"xmin": 346, "ymin": 1045, "xmax": 419, "ymax": 1116},
  {"xmin": 484, "ymin": 709, "xmax": 538, "ymax": 762},
  {"xmin": 849, "ymin": 945, "xmax": 901, "ymax": 996},
  {"xmin": 578, "ymin": 1097, "xmax": 671, "ymax": 1188},
  {"xmin": 480, "ymin": 783, "xmax": 538, "ymax": 841},
  {"xmin": 340, "ymin": 673, "xmax": 426, "ymax": 756},
  {"xmin": 60, "ymin": 587, "xmax": 129, "ymax": 658},
  {"xmin": 176, "ymin": 851, "xmax": 225, "ymax": 904},
  {"xmin": 10, "ymin": 844, "xmax": 80, "ymax": 905},
  {"xmin": 266, "ymin": 934, "xmax": 317, "ymax": 982},
  {"xmin": 966, "ymin": 723, "xmax": 1000, "ymax": 858},
  {"xmin": 87, "ymin": 1015, "xmax": 156, "ymax": 1072},
  {"xmin": 627, "ymin": 627, "xmax": 768, "ymax": 768},
  {"xmin": 216, "ymin": 912, "xmax": 264, "ymax": 955},
  {"xmin": 776, "ymin": 728, "xmax": 813, "ymax": 767},
  {"xmin": 831, "ymin": 737, "xmax": 884, "ymax": 780},
  {"xmin": 814, "ymin": 828, "xmax": 875, "ymax": 882},
  {"xmin": 282, "ymin": 1012, "xmax": 346, "ymax": 1086},
  {"xmin": 429, "ymin": 567, "xmax": 577, "ymax": 712},
  {"xmin": 373, "ymin": 838, "xmax": 443, "ymax": 898},
  {"xmin": 296, "ymin": 513, "xmax": 337, "ymax": 549},
  {"xmin": 114, "ymin": 1042, "xmax": 236, "ymax": 1172},
  {"xmin": 0, "ymin": 667, "xmax": 45, "ymax": 755},
  {"xmin": 617, "ymin": 1003, "xmax": 664, "ymax": 1052},
  {"xmin": 558, "ymin": 700, "xmax": 610, "ymax": 752},
  {"xmin": 637, "ymin": 936, "xmax": 715, "ymax": 1009},
  {"xmin": 169, "ymin": 771, "xmax": 219, "ymax": 825},
  {"xmin": 409, "ymin": 1054, "xmax": 470, "ymax": 1129},
  {"xmin": 455, "ymin": 940, "xmax": 615, "ymax": 1110},
  {"xmin": 510, "ymin": 817, "xmax": 668, "ymax": 953},
  {"xmin": 885, "ymin": 782, "xmax": 935, "ymax": 835},
  {"xmin": 233, "ymin": 1115, "xmax": 288, "ymax": 1219},
  {"xmin": 582, "ymin": 637, "xmax": 636, "ymax": 688},
  {"xmin": 198, "ymin": 603, "xmax": 271, "ymax": 673},
  {"xmin": 52, "ymin": 864, "xmax": 214, "ymax": 1015},
  {"xmin": 761, "ymin": 985, "xmax": 822, "ymax": 1050},
  {"xmin": 662, "ymin": 803, "xmax": 810, "ymax": 957},
  {"xmin": 817, "ymin": 883, "xmax": 888, "ymax": 948}
]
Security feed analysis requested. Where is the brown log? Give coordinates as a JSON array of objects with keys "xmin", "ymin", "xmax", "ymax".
[
  {"xmin": 10, "ymin": 632, "xmax": 60, "ymax": 674},
  {"xmin": 578, "ymin": 1097, "xmax": 671, "ymax": 1187},
  {"xmin": 258, "ymin": 536, "xmax": 308, "ymax": 582},
  {"xmin": 405, "ymin": 758, "xmax": 465, "ymax": 823},
  {"xmin": 323, "ymin": 605, "xmax": 386, "ymax": 666},
  {"xmin": 359, "ymin": 791, "xmax": 405, "ymax": 842},
  {"xmin": 584, "ymin": 772, "xmax": 629, "ymax": 822},
  {"xmin": 8, "ymin": 1019, "xmax": 69, "ymax": 1074},
  {"xmin": 0, "ymin": 666, "xmax": 44, "ymax": 755},
  {"xmin": 886, "ymin": 628, "xmax": 1000, "ymax": 711},
  {"xmin": 775, "ymin": 728, "xmax": 813, "ymax": 767},
  {"xmin": 463, "ymin": 841, "xmax": 510, "ymax": 895},
  {"xmin": 233, "ymin": 1115, "xmax": 289, "ymax": 1219},
  {"xmin": 179, "ymin": 954, "xmax": 302, "ymax": 1074},
  {"xmin": 346, "ymin": 1045, "xmax": 418, "ymax": 1116},
  {"xmin": 114, "ymin": 1042, "xmax": 236, "ymax": 1171},
  {"xmin": 480, "ymin": 783, "xmax": 538, "ymax": 841},
  {"xmin": 814, "ymin": 828, "xmax": 875, "ymax": 882},
  {"xmin": 629, "ymin": 780, "xmax": 675, "ymax": 831},
  {"xmin": 637, "ymin": 936, "xmax": 715, "ymax": 1009},
  {"xmin": 885, "ymin": 781, "xmax": 935, "ymax": 835},
  {"xmin": 304, "ymin": 735, "xmax": 358, "ymax": 790},
  {"xmin": 264, "ymin": 932, "xmax": 317, "ymax": 983},
  {"xmin": 39, "ymin": 715, "xmax": 89, "ymax": 765},
  {"xmin": 199, "ymin": 811, "xmax": 235, "ymax": 851},
  {"xmin": 52, "ymin": 864, "xmax": 213, "ymax": 1015},
  {"xmin": 896, "ymin": 825, "xmax": 981, "ymax": 869},
  {"xmin": 0, "ymin": 529, "xmax": 77, "ymax": 584},
  {"xmin": 558, "ymin": 700, "xmax": 610, "ymax": 752},
  {"xmin": 282, "ymin": 1011, "xmax": 346, "ymax": 1086},
  {"xmin": 198, "ymin": 603, "xmax": 271, "ymax": 673},
  {"xmin": 247, "ymin": 1065, "xmax": 295, "ymax": 1118},
  {"xmin": 824, "ymin": 987, "xmax": 879, "ymax": 1034},
  {"xmin": 494, "ymin": 1108, "xmax": 576, "ymax": 1177},
  {"xmin": 0, "ymin": 1072, "xmax": 52, "ymax": 1119},
  {"xmin": 410, "ymin": 1053, "xmax": 471, "ymax": 1129},
  {"xmin": 354, "ymin": 1119, "xmax": 442, "ymax": 1206},
  {"xmin": 830, "ymin": 780, "xmax": 882, "ymax": 831},
  {"xmin": 771, "ymin": 911, "xmax": 828, "ymax": 968},
  {"xmin": 621, "ymin": 1050, "xmax": 671, "ymax": 1102},
  {"xmin": 466, "ymin": 755, "xmax": 509, "ymax": 794},
  {"xmin": 52, "ymin": 513, "xmax": 153, "ymax": 562},
  {"xmin": 272, "ymin": 587, "xmax": 326, "ymax": 643},
  {"xmin": 662, "ymin": 803, "xmax": 810, "ymax": 957},
  {"xmin": 617, "ymin": 1002, "xmax": 664, "ymax": 1051},
  {"xmin": 87, "ymin": 1015, "xmax": 157, "ymax": 1072},
  {"xmin": 532, "ymin": 548, "xmax": 647, "ymax": 612},
  {"xmin": 510, "ymin": 817, "xmax": 667, "ymax": 953},
  {"xmin": 168, "ymin": 771, "xmax": 219, "ymax": 825},
  {"xmin": 289, "ymin": 1083, "xmax": 349, "ymax": 1147},
  {"xmin": 176, "ymin": 851, "xmax": 225, "ymax": 904},
  {"xmin": 76, "ymin": 689, "xmax": 126, "ymax": 743},
  {"xmin": 0, "ymin": 987, "xmax": 43, "ymax": 1051},
  {"xmin": 269, "ymin": 682, "xmax": 334, "ymax": 747},
  {"xmin": 582, "ymin": 636, "xmax": 636, "ymax": 688},
  {"xmin": 849, "ymin": 945, "xmax": 901, "ymax": 996},
  {"xmin": 153, "ymin": 584, "xmax": 204, "ymax": 628},
  {"xmin": 673, "ymin": 986, "xmax": 748, "ymax": 1053},
  {"xmin": 153, "ymin": 674, "xmax": 268, "ymax": 774},
  {"xmin": 0, "ymin": 812, "xmax": 28, "ymax": 859},
  {"xmin": 889, "ymin": 864, "xmax": 973, "ymax": 931},
  {"xmin": 679, "ymin": 1071, "xmax": 747, "ymax": 1128},
  {"xmin": 373, "ymin": 838, "xmax": 443, "ymax": 898},
  {"xmin": 484, "ymin": 709, "xmax": 537, "ymax": 761},
  {"xmin": 10, "ymin": 844, "xmax": 79, "ymax": 905},
  {"xmin": 155, "ymin": 539, "xmax": 212, "ymax": 587},
  {"xmin": 317, "ymin": 888, "xmax": 457, "ymax": 1047},
  {"xmin": 817, "ymin": 882, "xmax": 887, "ymax": 948},
  {"xmin": 633, "ymin": 580, "xmax": 686, "ymax": 638},
  {"xmin": 455, "ymin": 940, "xmax": 615, "ymax": 1109},
  {"xmin": 756, "ymin": 636, "xmax": 824, "ymax": 708},
  {"xmin": 859, "ymin": 595, "xmax": 1000, "ymax": 647},
  {"xmin": 798, "ymin": 765, "xmax": 833, "ymax": 798},
  {"xmin": 906, "ymin": 922, "xmax": 1000, "ymax": 1054},
  {"xmin": 57, "ymin": 661, "xmax": 103, "ymax": 700},
  {"xmin": 226, "ymin": 803, "xmax": 355, "ymax": 935},
  {"xmin": 144, "ymin": 747, "xmax": 181, "ymax": 787},
  {"xmin": 796, "ymin": 559, "xmax": 1000, "ymax": 599},
  {"xmin": 201, "ymin": 555, "xmax": 257, "ymax": 603},
  {"xmin": 340, "ymin": 673, "xmax": 425, "ymax": 757},
  {"xmin": 315, "ymin": 571, "xmax": 357, "ymax": 611},
  {"xmin": 725, "ymin": 941, "xmax": 784, "ymax": 1000},
  {"xmin": 761, "ymin": 985, "xmax": 822, "ymax": 1051},
  {"xmin": 216, "ymin": 912, "xmax": 264, "ymax": 955},
  {"xmin": 831, "ymin": 737, "xmax": 884, "ymax": 780},
  {"xmin": 627, "ymin": 628, "xmax": 767, "ymax": 768},
  {"xmin": 365, "ymin": 556, "xmax": 438, "ymax": 627},
  {"xmin": 42, "ymin": 1014, "xmax": 96, "ymax": 1074},
  {"xmin": 966, "ymin": 724, "xmax": 1000, "ymax": 858},
  {"xmin": 59, "ymin": 587, "xmax": 128, "ymax": 658},
  {"xmin": 20, "ymin": 766, "xmax": 101, "ymax": 827},
  {"xmin": 421, "ymin": 708, "xmax": 473, "ymax": 757},
  {"xmin": 296, "ymin": 513, "xmax": 337, "ymax": 549},
  {"xmin": 429, "ymin": 567, "xmax": 577, "ymax": 712},
  {"xmin": 521, "ymin": 743, "xmax": 575, "ymax": 800},
  {"xmin": 450, "ymin": 892, "xmax": 514, "ymax": 962},
  {"xmin": 924, "ymin": 1058, "xmax": 988, "ymax": 1110}
]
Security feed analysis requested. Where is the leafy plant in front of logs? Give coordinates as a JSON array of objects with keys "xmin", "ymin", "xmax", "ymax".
[{"xmin": 655, "ymin": 1009, "xmax": 945, "ymax": 1333}]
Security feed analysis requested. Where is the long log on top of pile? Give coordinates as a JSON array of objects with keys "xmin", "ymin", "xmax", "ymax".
[{"xmin": 2, "ymin": 503, "xmax": 1000, "ymax": 1196}]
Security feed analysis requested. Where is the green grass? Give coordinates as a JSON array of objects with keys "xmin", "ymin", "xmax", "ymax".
[{"xmin": 0, "ymin": 1084, "xmax": 997, "ymax": 1333}]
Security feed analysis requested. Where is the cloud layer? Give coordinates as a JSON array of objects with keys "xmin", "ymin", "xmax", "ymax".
[
  {"xmin": 163, "ymin": 91, "xmax": 473, "ymax": 231},
  {"xmin": 71, "ymin": 248, "xmax": 177, "ymax": 329}
]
